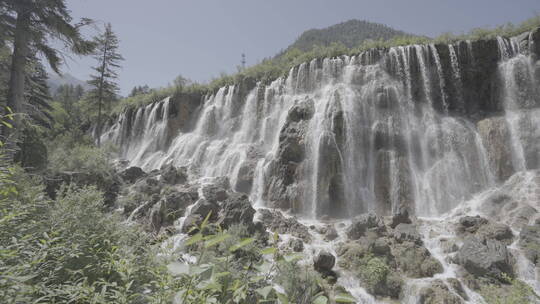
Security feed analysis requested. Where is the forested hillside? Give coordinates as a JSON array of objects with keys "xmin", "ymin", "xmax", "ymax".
[{"xmin": 285, "ymin": 19, "xmax": 410, "ymax": 52}]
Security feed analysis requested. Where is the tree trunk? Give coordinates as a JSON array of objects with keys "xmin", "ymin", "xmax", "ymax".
[
  {"xmin": 96, "ymin": 43, "xmax": 108, "ymax": 148},
  {"xmin": 3, "ymin": 10, "xmax": 30, "ymax": 155}
]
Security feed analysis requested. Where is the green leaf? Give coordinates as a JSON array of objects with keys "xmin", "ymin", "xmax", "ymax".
[
  {"xmin": 167, "ymin": 262, "xmax": 189, "ymax": 276},
  {"xmin": 229, "ymin": 237, "xmax": 255, "ymax": 252},
  {"xmin": 276, "ymin": 292, "xmax": 289, "ymax": 304},
  {"xmin": 313, "ymin": 295, "xmax": 329, "ymax": 304},
  {"xmin": 256, "ymin": 286, "xmax": 274, "ymax": 299},
  {"xmin": 260, "ymin": 247, "xmax": 277, "ymax": 255},
  {"xmin": 283, "ymin": 253, "xmax": 303, "ymax": 263},
  {"xmin": 2, "ymin": 121, "xmax": 13, "ymax": 129},
  {"xmin": 185, "ymin": 233, "xmax": 203, "ymax": 246},
  {"xmin": 335, "ymin": 293, "xmax": 357, "ymax": 303},
  {"xmin": 204, "ymin": 233, "xmax": 231, "ymax": 248}
]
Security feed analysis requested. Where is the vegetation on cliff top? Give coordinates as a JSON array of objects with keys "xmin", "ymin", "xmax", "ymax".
[{"xmin": 112, "ymin": 15, "xmax": 540, "ymax": 115}]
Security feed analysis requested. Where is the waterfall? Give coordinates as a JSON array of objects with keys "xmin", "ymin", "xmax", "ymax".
[
  {"xmin": 102, "ymin": 40, "xmax": 512, "ymax": 219},
  {"xmin": 103, "ymin": 29, "xmax": 540, "ymax": 304}
]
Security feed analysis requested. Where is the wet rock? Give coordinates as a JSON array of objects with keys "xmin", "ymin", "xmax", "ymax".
[
  {"xmin": 393, "ymin": 223, "xmax": 422, "ymax": 245},
  {"xmin": 289, "ymin": 238, "xmax": 304, "ymax": 252},
  {"xmin": 181, "ymin": 214, "xmax": 203, "ymax": 234},
  {"xmin": 440, "ymin": 238, "xmax": 460, "ymax": 253},
  {"xmin": 347, "ymin": 213, "xmax": 385, "ymax": 240},
  {"xmin": 477, "ymin": 222, "xmax": 513, "ymax": 244},
  {"xmin": 392, "ymin": 241, "xmax": 443, "ymax": 278},
  {"xmin": 447, "ymin": 278, "xmax": 469, "ymax": 301},
  {"xmin": 120, "ymin": 166, "xmax": 146, "ymax": 183},
  {"xmin": 519, "ymin": 225, "xmax": 540, "ymax": 264},
  {"xmin": 190, "ymin": 199, "xmax": 219, "ymax": 221},
  {"xmin": 324, "ymin": 225, "xmax": 339, "ymax": 241},
  {"xmin": 314, "ymin": 250, "xmax": 336, "ymax": 273},
  {"xmin": 258, "ymin": 209, "xmax": 311, "ymax": 241},
  {"xmin": 458, "ymin": 215, "xmax": 488, "ymax": 234},
  {"xmin": 150, "ymin": 188, "xmax": 199, "ymax": 231},
  {"xmin": 201, "ymin": 183, "xmax": 228, "ymax": 203},
  {"xmin": 477, "ymin": 117, "xmax": 515, "ymax": 182},
  {"xmin": 418, "ymin": 279, "xmax": 464, "ymax": 304},
  {"xmin": 457, "ymin": 236, "xmax": 514, "ymax": 281},
  {"xmin": 217, "ymin": 193, "xmax": 256, "ymax": 230},
  {"xmin": 160, "ymin": 164, "xmax": 188, "ymax": 185},
  {"xmin": 390, "ymin": 206, "xmax": 413, "ymax": 228},
  {"xmin": 235, "ymin": 161, "xmax": 256, "ymax": 194},
  {"xmin": 372, "ymin": 238, "xmax": 391, "ymax": 256}
]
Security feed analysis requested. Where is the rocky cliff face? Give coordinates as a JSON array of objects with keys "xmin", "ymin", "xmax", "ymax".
[
  {"xmin": 101, "ymin": 28, "xmax": 540, "ymax": 304},
  {"xmin": 101, "ymin": 28, "xmax": 540, "ymax": 220}
]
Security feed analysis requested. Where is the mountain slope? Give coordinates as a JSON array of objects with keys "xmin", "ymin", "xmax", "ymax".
[
  {"xmin": 47, "ymin": 73, "xmax": 91, "ymax": 94},
  {"xmin": 287, "ymin": 19, "xmax": 411, "ymax": 52}
]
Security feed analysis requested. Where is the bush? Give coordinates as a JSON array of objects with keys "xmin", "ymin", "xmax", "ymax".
[{"xmin": 0, "ymin": 169, "xmax": 162, "ymax": 303}]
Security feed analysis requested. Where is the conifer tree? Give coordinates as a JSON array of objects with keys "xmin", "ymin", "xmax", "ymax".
[{"xmin": 87, "ymin": 23, "xmax": 123, "ymax": 147}]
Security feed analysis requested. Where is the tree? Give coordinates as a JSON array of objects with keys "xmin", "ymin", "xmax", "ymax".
[
  {"xmin": 1, "ymin": 0, "xmax": 93, "ymax": 137},
  {"xmin": 173, "ymin": 75, "xmax": 191, "ymax": 90},
  {"xmin": 87, "ymin": 23, "xmax": 123, "ymax": 147}
]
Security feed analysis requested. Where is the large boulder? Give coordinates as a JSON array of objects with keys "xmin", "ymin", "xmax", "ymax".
[
  {"xmin": 189, "ymin": 199, "xmax": 220, "ymax": 221},
  {"xmin": 418, "ymin": 279, "xmax": 464, "ymax": 304},
  {"xmin": 393, "ymin": 223, "xmax": 423, "ymax": 245},
  {"xmin": 120, "ymin": 166, "xmax": 146, "ymax": 183},
  {"xmin": 314, "ymin": 250, "xmax": 336, "ymax": 273},
  {"xmin": 217, "ymin": 193, "xmax": 256, "ymax": 229},
  {"xmin": 347, "ymin": 213, "xmax": 385, "ymax": 240},
  {"xmin": 201, "ymin": 182, "xmax": 228, "ymax": 203},
  {"xmin": 258, "ymin": 208, "xmax": 312, "ymax": 241},
  {"xmin": 457, "ymin": 236, "xmax": 514, "ymax": 281},
  {"xmin": 392, "ymin": 241, "xmax": 443, "ymax": 278},
  {"xmin": 150, "ymin": 187, "xmax": 199, "ymax": 231}
]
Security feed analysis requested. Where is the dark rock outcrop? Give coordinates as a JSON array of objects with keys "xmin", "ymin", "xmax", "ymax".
[
  {"xmin": 120, "ymin": 166, "xmax": 146, "ymax": 183},
  {"xmin": 347, "ymin": 213, "xmax": 385, "ymax": 240},
  {"xmin": 457, "ymin": 236, "xmax": 514, "ymax": 281}
]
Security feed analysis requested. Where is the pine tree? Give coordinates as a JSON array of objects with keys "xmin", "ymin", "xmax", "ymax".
[
  {"xmin": 87, "ymin": 23, "xmax": 123, "ymax": 147},
  {"xmin": 1, "ymin": 0, "xmax": 93, "ymax": 137}
]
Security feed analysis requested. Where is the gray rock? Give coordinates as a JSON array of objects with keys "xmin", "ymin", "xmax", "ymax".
[
  {"xmin": 160, "ymin": 164, "xmax": 187, "ymax": 185},
  {"xmin": 190, "ymin": 199, "xmax": 219, "ymax": 220},
  {"xmin": 314, "ymin": 250, "xmax": 336, "ymax": 273},
  {"xmin": 325, "ymin": 225, "xmax": 339, "ymax": 241},
  {"xmin": 392, "ymin": 241, "xmax": 443, "ymax": 278},
  {"xmin": 447, "ymin": 278, "xmax": 469, "ymax": 301},
  {"xmin": 217, "ymin": 193, "xmax": 256, "ymax": 230},
  {"xmin": 477, "ymin": 117, "xmax": 515, "ymax": 182},
  {"xmin": 418, "ymin": 279, "xmax": 464, "ymax": 304},
  {"xmin": 393, "ymin": 223, "xmax": 422, "ymax": 245},
  {"xmin": 347, "ymin": 213, "xmax": 385, "ymax": 240},
  {"xmin": 373, "ymin": 238, "xmax": 391, "ymax": 256},
  {"xmin": 149, "ymin": 188, "xmax": 199, "ymax": 231},
  {"xmin": 458, "ymin": 215, "xmax": 488, "ymax": 234},
  {"xmin": 390, "ymin": 206, "xmax": 412, "ymax": 228},
  {"xmin": 289, "ymin": 239, "xmax": 304, "ymax": 252},
  {"xmin": 457, "ymin": 236, "xmax": 514, "ymax": 281},
  {"xmin": 477, "ymin": 222, "xmax": 513, "ymax": 244},
  {"xmin": 181, "ymin": 214, "xmax": 203, "ymax": 234},
  {"xmin": 258, "ymin": 208, "xmax": 312, "ymax": 241},
  {"xmin": 201, "ymin": 183, "xmax": 228, "ymax": 203},
  {"xmin": 519, "ymin": 225, "xmax": 540, "ymax": 264}
]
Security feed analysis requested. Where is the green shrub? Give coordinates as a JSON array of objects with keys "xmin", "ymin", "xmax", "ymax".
[
  {"xmin": 480, "ymin": 274, "xmax": 540, "ymax": 304},
  {"xmin": 0, "ymin": 169, "xmax": 162, "ymax": 303}
]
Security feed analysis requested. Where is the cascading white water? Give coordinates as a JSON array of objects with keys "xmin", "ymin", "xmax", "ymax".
[{"xmin": 103, "ymin": 32, "xmax": 540, "ymax": 304}]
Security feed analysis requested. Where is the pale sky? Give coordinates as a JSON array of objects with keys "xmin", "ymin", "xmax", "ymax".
[{"xmin": 60, "ymin": 0, "xmax": 540, "ymax": 95}]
